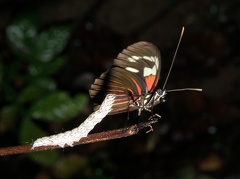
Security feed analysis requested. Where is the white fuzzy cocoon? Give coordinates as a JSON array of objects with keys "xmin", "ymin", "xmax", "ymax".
[{"xmin": 32, "ymin": 94, "xmax": 116, "ymax": 149}]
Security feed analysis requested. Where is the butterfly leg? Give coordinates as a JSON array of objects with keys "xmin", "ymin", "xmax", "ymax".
[
  {"xmin": 146, "ymin": 125, "xmax": 154, "ymax": 133},
  {"xmin": 148, "ymin": 113, "xmax": 161, "ymax": 121},
  {"xmin": 145, "ymin": 114, "xmax": 161, "ymax": 133}
]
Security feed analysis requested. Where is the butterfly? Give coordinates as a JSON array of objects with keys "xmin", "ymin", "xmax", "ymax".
[
  {"xmin": 89, "ymin": 28, "xmax": 201, "ymax": 116},
  {"xmin": 89, "ymin": 41, "xmax": 166, "ymax": 116}
]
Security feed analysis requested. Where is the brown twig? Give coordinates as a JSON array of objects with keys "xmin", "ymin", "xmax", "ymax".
[{"xmin": 0, "ymin": 119, "xmax": 158, "ymax": 156}]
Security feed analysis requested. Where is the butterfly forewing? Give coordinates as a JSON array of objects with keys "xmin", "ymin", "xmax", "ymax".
[{"xmin": 89, "ymin": 41, "xmax": 161, "ymax": 115}]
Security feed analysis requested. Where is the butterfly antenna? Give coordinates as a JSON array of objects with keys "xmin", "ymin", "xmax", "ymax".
[
  {"xmin": 167, "ymin": 88, "xmax": 202, "ymax": 93},
  {"xmin": 162, "ymin": 27, "xmax": 185, "ymax": 90}
]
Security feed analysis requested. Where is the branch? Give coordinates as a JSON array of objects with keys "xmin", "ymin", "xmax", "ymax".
[
  {"xmin": 0, "ymin": 119, "xmax": 158, "ymax": 156},
  {"xmin": 0, "ymin": 94, "xmax": 159, "ymax": 156}
]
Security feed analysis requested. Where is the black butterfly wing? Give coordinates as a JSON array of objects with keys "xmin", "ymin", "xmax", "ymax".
[{"xmin": 89, "ymin": 41, "xmax": 161, "ymax": 115}]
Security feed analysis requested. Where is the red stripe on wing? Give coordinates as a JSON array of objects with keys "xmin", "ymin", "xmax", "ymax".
[{"xmin": 145, "ymin": 75, "xmax": 157, "ymax": 92}]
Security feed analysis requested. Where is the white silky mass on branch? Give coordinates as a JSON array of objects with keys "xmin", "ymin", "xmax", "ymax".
[{"xmin": 32, "ymin": 94, "xmax": 116, "ymax": 149}]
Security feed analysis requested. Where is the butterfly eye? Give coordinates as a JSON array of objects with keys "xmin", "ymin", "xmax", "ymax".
[{"xmin": 156, "ymin": 89, "xmax": 163, "ymax": 96}]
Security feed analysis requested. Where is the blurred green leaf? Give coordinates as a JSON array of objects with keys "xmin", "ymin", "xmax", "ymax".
[
  {"xmin": 30, "ymin": 92, "xmax": 88, "ymax": 122},
  {"xmin": 29, "ymin": 150, "xmax": 59, "ymax": 167},
  {"xmin": 6, "ymin": 12, "xmax": 72, "ymax": 63},
  {"xmin": 6, "ymin": 12, "xmax": 37, "ymax": 55},
  {"xmin": 34, "ymin": 78, "xmax": 56, "ymax": 91},
  {"xmin": 16, "ymin": 78, "xmax": 56, "ymax": 104},
  {"xmin": 73, "ymin": 94, "xmax": 89, "ymax": 112},
  {"xmin": 17, "ymin": 84, "xmax": 43, "ymax": 103},
  {"xmin": 28, "ymin": 56, "xmax": 66, "ymax": 76},
  {"xmin": 32, "ymin": 25, "xmax": 73, "ymax": 62},
  {"xmin": 19, "ymin": 117, "xmax": 48, "ymax": 144},
  {"xmin": 19, "ymin": 118, "xmax": 59, "ymax": 166}
]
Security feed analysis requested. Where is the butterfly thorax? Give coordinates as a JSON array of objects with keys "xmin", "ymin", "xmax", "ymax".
[{"xmin": 130, "ymin": 89, "xmax": 167, "ymax": 116}]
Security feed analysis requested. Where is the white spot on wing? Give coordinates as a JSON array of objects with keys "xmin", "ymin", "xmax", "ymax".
[
  {"xmin": 143, "ymin": 66, "xmax": 157, "ymax": 77},
  {"xmin": 132, "ymin": 56, "xmax": 140, "ymax": 60},
  {"xmin": 128, "ymin": 56, "xmax": 140, "ymax": 62},
  {"xmin": 127, "ymin": 57, "xmax": 136, "ymax": 62},
  {"xmin": 143, "ymin": 56, "xmax": 159, "ymax": 69},
  {"xmin": 142, "ymin": 56, "xmax": 159, "ymax": 77},
  {"xmin": 127, "ymin": 55, "xmax": 159, "ymax": 76},
  {"xmin": 126, "ymin": 67, "xmax": 139, "ymax": 73},
  {"xmin": 143, "ymin": 56, "xmax": 152, "ymax": 61}
]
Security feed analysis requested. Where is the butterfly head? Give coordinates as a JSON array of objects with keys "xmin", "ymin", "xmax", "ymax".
[{"xmin": 152, "ymin": 89, "xmax": 167, "ymax": 106}]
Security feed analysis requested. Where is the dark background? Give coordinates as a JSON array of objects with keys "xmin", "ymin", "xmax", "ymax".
[{"xmin": 1, "ymin": 0, "xmax": 240, "ymax": 178}]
